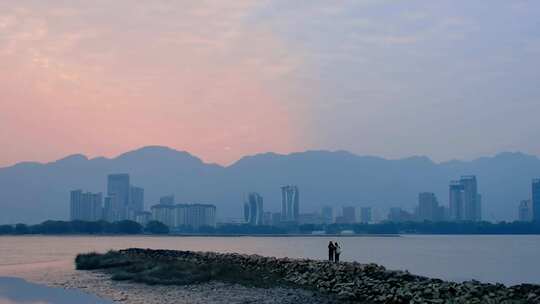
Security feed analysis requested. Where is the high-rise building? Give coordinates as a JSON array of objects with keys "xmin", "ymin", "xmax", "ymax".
[
  {"xmin": 135, "ymin": 211, "xmax": 151, "ymax": 226},
  {"xmin": 103, "ymin": 196, "xmax": 113, "ymax": 222},
  {"xmin": 107, "ymin": 174, "xmax": 130, "ymax": 220},
  {"xmin": 418, "ymin": 192, "xmax": 439, "ymax": 221},
  {"xmin": 321, "ymin": 206, "xmax": 333, "ymax": 224},
  {"xmin": 449, "ymin": 176, "xmax": 482, "ymax": 222},
  {"xmin": 281, "ymin": 185, "xmax": 299, "ymax": 222},
  {"xmin": 461, "ymin": 176, "xmax": 481, "ymax": 221},
  {"xmin": 107, "ymin": 174, "xmax": 130, "ymax": 205},
  {"xmin": 151, "ymin": 203, "xmax": 175, "ymax": 228},
  {"xmin": 449, "ymin": 180, "xmax": 465, "ymax": 221},
  {"xmin": 533, "ymin": 179, "xmax": 540, "ymax": 222},
  {"xmin": 187, "ymin": 204, "xmax": 216, "ymax": 229},
  {"xmin": 244, "ymin": 193, "xmax": 263, "ymax": 225},
  {"xmin": 159, "ymin": 195, "xmax": 175, "ymax": 205},
  {"xmin": 103, "ymin": 195, "xmax": 122, "ymax": 222},
  {"xmin": 166, "ymin": 203, "xmax": 217, "ymax": 230},
  {"xmin": 130, "ymin": 186, "xmax": 144, "ymax": 213},
  {"xmin": 342, "ymin": 206, "xmax": 356, "ymax": 224},
  {"xmin": 70, "ymin": 190, "xmax": 83, "ymax": 221},
  {"xmin": 174, "ymin": 204, "xmax": 189, "ymax": 227},
  {"xmin": 518, "ymin": 200, "xmax": 533, "ymax": 222},
  {"xmin": 360, "ymin": 207, "xmax": 372, "ymax": 224},
  {"xmin": 70, "ymin": 190, "xmax": 103, "ymax": 221}
]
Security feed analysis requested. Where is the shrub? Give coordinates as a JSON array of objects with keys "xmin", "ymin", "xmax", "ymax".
[{"xmin": 75, "ymin": 251, "xmax": 132, "ymax": 270}]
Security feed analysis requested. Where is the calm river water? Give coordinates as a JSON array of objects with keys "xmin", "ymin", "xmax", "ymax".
[{"xmin": 0, "ymin": 235, "xmax": 539, "ymax": 286}]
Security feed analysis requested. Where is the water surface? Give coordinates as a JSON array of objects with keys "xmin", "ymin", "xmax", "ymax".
[
  {"xmin": 0, "ymin": 277, "xmax": 112, "ymax": 304},
  {"xmin": 0, "ymin": 235, "xmax": 538, "ymax": 286}
]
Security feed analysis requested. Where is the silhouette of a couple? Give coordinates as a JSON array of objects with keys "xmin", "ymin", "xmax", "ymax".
[{"xmin": 327, "ymin": 241, "xmax": 341, "ymax": 262}]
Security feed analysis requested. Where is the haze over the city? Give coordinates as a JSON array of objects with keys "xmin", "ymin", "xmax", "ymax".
[{"xmin": 1, "ymin": 1, "xmax": 540, "ymax": 167}]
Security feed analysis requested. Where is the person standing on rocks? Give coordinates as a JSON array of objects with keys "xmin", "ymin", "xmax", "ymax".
[
  {"xmin": 334, "ymin": 242, "xmax": 341, "ymax": 263},
  {"xmin": 327, "ymin": 241, "xmax": 335, "ymax": 262}
]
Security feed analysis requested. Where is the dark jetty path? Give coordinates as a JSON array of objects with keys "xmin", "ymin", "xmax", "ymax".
[{"xmin": 76, "ymin": 248, "xmax": 540, "ymax": 303}]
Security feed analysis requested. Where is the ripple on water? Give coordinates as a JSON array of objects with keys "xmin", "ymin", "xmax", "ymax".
[{"xmin": 0, "ymin": 276, "xmax": 112, "ymax": 304}]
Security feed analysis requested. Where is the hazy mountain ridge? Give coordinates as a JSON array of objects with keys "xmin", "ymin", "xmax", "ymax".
[{"xmin": 0, "ymin": 146, "xmax": 539, "ymax": 224}]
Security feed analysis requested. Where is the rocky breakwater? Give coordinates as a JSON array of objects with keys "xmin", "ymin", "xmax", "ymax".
[{"xmin": 83, "ymin": 248, "xmax": 540, "ymax": 303}]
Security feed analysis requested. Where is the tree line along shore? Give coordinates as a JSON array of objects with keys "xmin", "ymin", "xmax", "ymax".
[
  {"xmin": 76, "ymin": 248, "xmax": 540, "ymax": 303},
  {"xmin": 1, "ymin": 219, "xmax": 540, "ymax": 235}
]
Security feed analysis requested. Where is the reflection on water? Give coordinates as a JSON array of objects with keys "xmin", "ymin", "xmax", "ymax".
[
  {"xmin": 0, "ymin": 235, "xmax": 539, "ymax": 285},
  {"xmin": 0, "ymin": 277, "xmax": 112, "ymax": 304}
]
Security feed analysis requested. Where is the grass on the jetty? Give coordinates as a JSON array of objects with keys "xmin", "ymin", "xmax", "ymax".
[
  {"xmin": 75, "ymin": 251, "xmax": 284, "ymax": 288},
  {"xmin": 75, "ymin": 251, "xmax": 132, "ymax": 270}
]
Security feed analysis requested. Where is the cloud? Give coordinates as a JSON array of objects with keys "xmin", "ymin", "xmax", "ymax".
[
  {"xmin": 252, "ymin": 0, "xmax": 540, "ymax": 161},
  {"xmin": 0, "ymin": 0, "xmax": 310, "ymax": 166}
]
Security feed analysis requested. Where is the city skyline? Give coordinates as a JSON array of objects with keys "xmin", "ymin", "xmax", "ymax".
[
  {"xmin": 69, "ymin": 171, "xmax": 538, "ymax": 226},
  {"xmin": 40, "ymin": 178, "xmax": 540, "ymax": 226}
]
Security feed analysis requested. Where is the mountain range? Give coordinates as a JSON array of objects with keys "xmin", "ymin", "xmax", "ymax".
[{"xmin": 1, "ymin": 146, "xmax": 539, "ymax": 224}]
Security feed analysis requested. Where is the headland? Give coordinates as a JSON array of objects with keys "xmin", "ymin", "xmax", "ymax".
[{"xmin": 75, "ymin": 248, "xmax": 540, "ymax": 303}]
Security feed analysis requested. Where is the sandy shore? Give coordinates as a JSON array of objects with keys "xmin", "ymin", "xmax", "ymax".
[
  {"xmin": 52, "ymin": 271, "xmax": 339, "ymax": 304},
  {"xmin": 0, "ymin": 260, "xmax": 338, "ymax": 304}
]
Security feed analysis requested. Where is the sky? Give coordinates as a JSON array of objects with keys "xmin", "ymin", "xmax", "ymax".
[{"xmin": 1, "ymin": 1, "xmax": 539, "ymax": 167}]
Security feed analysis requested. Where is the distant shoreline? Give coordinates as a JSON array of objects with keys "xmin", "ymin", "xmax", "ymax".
[
  {"xmin": 3, "ymin": 220, "xmax": 540, "ymax": 236},
  {"xmin": 0, "ymin": 233, "xmax": 401, "ymax": 237},
  {"xmin": 5, "ymin": 233, "xmax": 540, "ymax": 237},
  {"xmin": 170, "ymin": 233, "xmax": 401, "ymax": 237}
]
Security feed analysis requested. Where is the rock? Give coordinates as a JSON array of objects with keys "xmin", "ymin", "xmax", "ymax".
[{"xmin": 84, "ymin": 248, "xmax": 540, "ymax": 303}]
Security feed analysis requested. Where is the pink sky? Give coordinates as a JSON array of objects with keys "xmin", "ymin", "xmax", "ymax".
[{"xmin": 0, "ymin": 1, "xmax": 311, "ymax": 167}]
